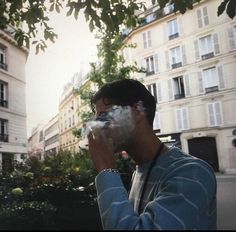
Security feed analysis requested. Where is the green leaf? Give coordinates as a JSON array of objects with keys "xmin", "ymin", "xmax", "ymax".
[
  {"xmin": 56, "ymin": 4, "xmax": 60, "ymax": 13},
  {"xmin": 66, "ymin": 7, "xmax": 73, "ymax": 16},
  {"xmin": 74, "ymin": 9, "xmax": 79, "ymax": 20},
  {"xmin": 49, "ymin": 3, "xmax": 54, "ymax": 12},
  {"xmin": 226, "ymin": 0, "xmax": 236, "ymax": 19},
  {"xmin": 217, "ymin": 0, "xmax": 229, "ymax": 16},
  {"xmin": 89, "ymin": 20, "xmax": 94, "ymax": 31}
]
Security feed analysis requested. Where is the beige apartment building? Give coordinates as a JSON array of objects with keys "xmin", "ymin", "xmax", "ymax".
[
  {"xmin": 59, "ymin": 72, "xmax": 86, "ymax": 153},
  {"xmin": 0, "ymin": 27, "xmax": 29, "ymax": 173},
  {"xmin": 59, "ymin": 71, "xmax": 97, "ymax": 153},
  {"xmin": 122, "ymin": 0, "xmax": 236, "ymax": 173},
  {"xmin": 44, "ymin": 114, "xmax": 59, "ymax": 156},
  {"xmin": 27, "ymin": 124, "xmax": 45, "ymax": 160}
]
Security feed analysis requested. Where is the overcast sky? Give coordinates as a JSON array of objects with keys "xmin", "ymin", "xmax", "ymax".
[{"xmin": 25, "ymin": 9, "xmax": 99, "ymax": 137}]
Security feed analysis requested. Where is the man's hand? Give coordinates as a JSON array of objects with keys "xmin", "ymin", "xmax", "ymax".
[{"xmin": 88, "ymin": 128, "xmax": 116, "ymax": 172}]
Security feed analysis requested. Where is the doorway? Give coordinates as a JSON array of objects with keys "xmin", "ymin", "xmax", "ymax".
[{"xmin": 188, "ymin": 137, "xmax": 219, "ymax": 172}]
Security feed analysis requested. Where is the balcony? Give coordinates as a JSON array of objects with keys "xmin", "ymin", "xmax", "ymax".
[
  {"xmin": 201, "ymin": 52, "xmax": 214, "ymax": 60},
  {"xmin": 169, "ymin": 33, "xmax": 179, "ymax": 40},
  {"xmin": 146, "ymin": 70, "xmax": 155, "ymax": 76},
  {"xmin": 0, "ymin": 62, "xmax": 7, "ymax": 71},
  {"xmin": 174, "ymin": 93, "xmax": 185, "ymax": 100},
  {"xmin": 0, "ymin": 134, "xmax": 8, "ymax": 142},
  {"xmin": 0, "ymin": 99, "xmax": 8, "ymax": 108},
  {"xmin": 171, "ymin": 62, "xmax": 182, "ymax": 69},
  {"xmin": 205, "ymin": 86, "xmax": 219, "ymax": 93}
]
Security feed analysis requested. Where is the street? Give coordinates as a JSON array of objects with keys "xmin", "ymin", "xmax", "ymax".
[{"xmin": 216, "ymin": 174, "xmax": 236, "ymax": 230}]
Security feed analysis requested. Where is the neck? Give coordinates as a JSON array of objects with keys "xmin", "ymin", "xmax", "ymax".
[{"xmin": 128, "ymin": 131, "xmax": 167, "ymax": 165}]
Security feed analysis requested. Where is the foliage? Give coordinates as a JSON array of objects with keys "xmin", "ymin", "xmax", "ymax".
[
  {"xmin": 73, "ymin": 30, "xmax": 143, "ymax": 131},
  {"xmin": 0, "ymin": 0, "xmax": 234, "ymax": 53},
  {"xmin": 0, "ymin": 149, "xmax": 134, "ymax": 229},
  {"xmin": 88, "ymin": 31, "xmax": 142, "ymax": 88},
  {"xmin": 0, "ymin": 150, "xmax": 102, "ymax": 230}
]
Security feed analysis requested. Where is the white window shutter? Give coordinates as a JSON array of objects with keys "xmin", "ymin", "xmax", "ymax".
[
  {"xmin": 228, "ymin": 27, "xmax": 236, "ymax": 50},
  {"xmin": 182, "ymin": 45, "xmax": 187, "ymax": 65},
  {"xmin": 194, "ymin": 40, "xmax": 200, "ymax": 60},
  {"xmin": 165, "ymin": 51, "xmax": 170, "ymax": 70},
  {"xmin": 147, "ymin": 31, "xmax": 152, "ymax": 47},
  {"xmin": 176, "ymin": 109, "xmax": 182, "ymax": 131},
  {"xmin": 178, "ymin": 17, "xmax": 182, "ymax": 35},
  {"xmin": 197, "ymin": 9, "xmax": 202, "ymax": 28},
  {"xmin": 164, "ymin": 23, "xmax": 168, "ymax": 41},
  {"xmin": 213, "ymin": 33, "xmax": 220, "ymax": 54},
  {"xmin": 207, "ymin": 103, "xmax": 215, "ymax": 126},
  {"xmin": 157, "ymin": 82, "xmax": 162, "ymax": 102},
  {"xmin": 198, "ymin": 72, "xmax": 204, "ymax": 94},
  {"xmin": 184, "ymin": 75, "xmax": 191, "ymax": 97},
  {"xmin": 153, "ymin": 111, "xmax": 161, "ymax": 130},
  {"xmin": 154, "ymin": 54, "xmax": 159, "ymax": 73},
  {"xmin": 143, "ymin": 32, "xmax": 147, "ymax": 49},
  {"xmin": 182, "ymin": 108, "xmax": 189, "ymax": 130},
  {"xmin": 203, "ymin": 7, "xmax": 209, "ymax": 26},
  {"xmin": 168, "ymin": 79, "xmax": 174, "ymax": 101},
  {"xmin": 215, "ymin": 102, "xmax": 223, "ymax": 125},
  {"xmin": 141, "ymin": 58, "xmax": 146, "ymax": 71},
  {"xmin": 217, "ymin": 66, "xmax": 225, "ymax": 89}
]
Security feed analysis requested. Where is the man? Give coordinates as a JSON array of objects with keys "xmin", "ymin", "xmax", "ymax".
[{"xmin": 88, "ymin": 79, "xmax": 217, "ymax": 230}]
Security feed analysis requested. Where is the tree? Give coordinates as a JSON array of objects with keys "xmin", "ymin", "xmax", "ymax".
[
  {"xmin": 73, "ymin": 29, "xmax": 143, "ymax": 134},
  {"xmin": 0, "ymin": 0, "xmax": 235, "ymax": 53}
]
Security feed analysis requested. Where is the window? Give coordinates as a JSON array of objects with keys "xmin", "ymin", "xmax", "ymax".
[
  {"xmin": 198, "ymin": 66, "xmax": 225, "ymax": 94},
  {"xmin": 176, "ymin": 108, "xmax": 189, "ymax": 131},
  {"xmin": 0, "ymin": 80, "xmax": 8, "ymax": 108},
  {"xmin": 203, "ymin": 67, "xmax": 218, "ymax": 93},
  {"xmin": 147, "ymin": 83, "xmax": 157, "ymax": 102},
  {"xmin": 145, "ymin": 56, "xmax": 155, "ymax": 75},
  {"xmin": 146, "ymin": 13, "xmax": 156, "ymax": 23},
  {"xmin": 196, "ymin": 34, "xmax": 220, "ymax": 60},
  {"xmin": 170, "ymin": 46, "xmax": 182, "ymax": 69},
  {"xmin": 0, "ymin": 44, "xmax": 7, "ymax": 70},
  {"xmin": 197, "ymin": 7, "xmax": 209, "ymax": 28},
  {"xmin": 173, "ymin": 76, "xmax": 185, "ymax": 99},
  {"xmin": 200, "ymin": 35, "xmax": 214, "ymax": 59},
  {"xmin": 207, "ymin": 102, "xmax": 223, "ymax": 126},
  {"xmin": 142, "ymin": 54, "xmax": 159, "ymax": 75},
  {"xmin": 164, "ymin": 3, "xmax": 174, "ymax": 15},
  {"xmin": 153, "ymin": 111, "xmax": 161, "ymax": 132},
  {"xmin": 39, "ymin": 130, "xmax": 44, "ymax": 142},
  {"xmin": 0, "ymin": 119, "xmax": 8, "ymax": 142},
  {"xmin": 168, "ymin": 19, "xmax": 179, "ymax": 40},
  {"xmin": 228, "ymin": 26, "xmax": 236, "ymax": 50},
  {"xmin": 142, "ymin": 31, "xmax": 152, "ymax": 49}
]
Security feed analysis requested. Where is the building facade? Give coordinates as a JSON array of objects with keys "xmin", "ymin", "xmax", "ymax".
[
  {"xmin": 58, "ymin": 73, "xmax": 84, "ymax": 153},
  {"xmin": 44, "ymin": 114, "xmax": 59, "ymax": 156},
  {"xmin": 0, "ymin": 27, "xmax": 28, "ymax": 174},
  {"xmin": 27, "ymin": 124, "xmax": 45, "ymax": 160},
  {"xmin": 123, "ymin": 0, "xmax": 236, "ymax": 173}
]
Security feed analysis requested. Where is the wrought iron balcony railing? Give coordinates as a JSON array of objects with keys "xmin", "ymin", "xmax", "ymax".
[
  {"xmin": 0, "ymin": 62, "xmax": 7, "ymax": 70},
  {"xmin": 0, "ymin": 134, "xmax": 9, "ymax": 142},
  {"xmin": 201, "ymin": 52, "xmax": 214, "ymax": 60},
  {"xmin": 205, "ymin": 86, "xmax": 219, "ymax": 93},
  {"xmin": 0, "ymin": 99, "xmax": 8, "ymax": 108},
  {"xmin": 171, "ymin": 62, "xmax": 182, "ymax": 69}
]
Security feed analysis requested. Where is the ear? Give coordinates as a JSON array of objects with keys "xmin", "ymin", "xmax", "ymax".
[{"xmin": 132, "ymin": 101, "xmax": 145, "ymax": 123}]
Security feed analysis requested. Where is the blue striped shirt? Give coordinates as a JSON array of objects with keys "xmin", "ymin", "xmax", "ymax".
[{"xmin": 95, "ymin": 147, "xmax": 217, "ymax": 230}]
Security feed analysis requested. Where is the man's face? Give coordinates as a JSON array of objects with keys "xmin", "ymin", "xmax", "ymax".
[{"xmin": 94, "ymin": 98, "xmax": 136, "ymax": 152}]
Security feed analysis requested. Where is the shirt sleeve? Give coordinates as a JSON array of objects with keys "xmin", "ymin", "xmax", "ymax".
[{"xmin": 95, "ymin": 160, "xmax": 217, "ymax": 230}]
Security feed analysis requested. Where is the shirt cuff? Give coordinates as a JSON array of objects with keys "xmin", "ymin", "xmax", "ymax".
[{"xmin": 95, "ymin": 170, "xmax": 124, "ymax": 194}]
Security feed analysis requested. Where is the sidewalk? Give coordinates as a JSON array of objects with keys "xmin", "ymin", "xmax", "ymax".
[{"xmin": 216, "ymin": 173, "xmax": 236, "ymax": 230}]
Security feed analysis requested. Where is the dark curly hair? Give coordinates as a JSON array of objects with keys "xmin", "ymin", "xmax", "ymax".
[{"xmin": 91, "ymin": 79, "xmax": 156, "ymax": 127}]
